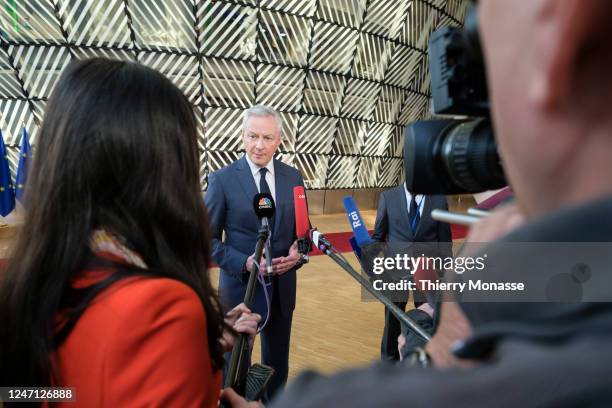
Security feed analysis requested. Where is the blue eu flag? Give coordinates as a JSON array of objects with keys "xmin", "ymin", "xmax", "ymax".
[
  {"xmin": 0, "ymin": 129, "xmax": 15, "ymax": 216},
  {"xmin": 15, "ymin": 127, "xmax": 31, "ymax": 204}
]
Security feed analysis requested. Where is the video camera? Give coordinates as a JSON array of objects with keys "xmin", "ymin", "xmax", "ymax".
[{"xmin": 404, "ymin": 5, "xmax": 506, "ymax": 194}]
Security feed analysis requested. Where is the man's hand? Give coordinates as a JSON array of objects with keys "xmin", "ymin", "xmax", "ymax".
[
  {"xmin": 245, "ymin": 253, "xmax": 258, "ymax": 273},
  {"xmin": 220, "ymin": 303, "xmax": 261, "ymax": 352},
  {"xmin": 219, "ymin": 388, "xmax": 264, "ymax": 407},
  {"xmin": 424, "ymin": 203, "xmax": 525, "ymax": 368},
  {"xmin": 397, "ymin": 302, "xmax": 433, "ymax": 362},
  {"xmin": 270, "ymin": 240, "xmax": 301, "ymax": 275},
  {"xmin": 466, "ymin": 202, "xmax": 524, "ymax": 243},
  {"xmin": 246, "ymin": 253, "xmax": 279, "ymax": 278},
  {"xmin": 417, "ymin": 302, "xmax": 434, "ymax": 318},
  {"xmin": 397, "ymin": 334, "xmax": 407, "ymax": 362},
  {"xmin": 425, "ymin": 302, "xmax": 475, "ymax": 368}
]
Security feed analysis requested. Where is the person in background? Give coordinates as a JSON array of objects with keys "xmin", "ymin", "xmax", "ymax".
[
  {"xmin": 372, "ymin": 184, "xmax": 452, "ymax": 362},
  {"xmin": 0, "ymin": 58, "xmax": 259, "ymax": 407}
]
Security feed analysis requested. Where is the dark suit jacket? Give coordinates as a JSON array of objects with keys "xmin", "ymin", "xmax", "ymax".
[
  {"xmin": 205, "ymin": 157, "xmax": 304, "ymax": 316},
  {"xmin": 372, "ymin": 185, "xmax": 453, "ymax": 260},
  {"xmin": 270, "ymin": 196, "xmax": 612, "ymax": 408}
]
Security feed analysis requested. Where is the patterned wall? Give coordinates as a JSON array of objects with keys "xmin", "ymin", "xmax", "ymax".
[{"xmin": 0, "ymin": 0, "xmax": 468, "ymax": 190}]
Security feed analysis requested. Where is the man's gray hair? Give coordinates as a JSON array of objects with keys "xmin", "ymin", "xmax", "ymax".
[{"xmin": 242, "ymin": 105, "xmax": 283, "ymax": 136}]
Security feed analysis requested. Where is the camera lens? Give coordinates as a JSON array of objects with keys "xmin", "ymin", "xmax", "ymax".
[
  {"xmin": 441, "ymin": 120, "xmax": 504, "ymax": 192},
  {"xmin": 404, "ymin": 119, "xmax": 506, "ymax": 194}
]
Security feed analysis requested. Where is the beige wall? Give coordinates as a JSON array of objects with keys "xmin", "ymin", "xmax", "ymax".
[
  {"xmin": 206, "ymin": 187, "xmax": 476, "ymax": 216},
  {"xmin": 305, "ymin": 189, "xmax": 477, "ymax": 215},
  {"xmin": 306, "ymin": 188, "xmax": 384, "ymax": 215}
]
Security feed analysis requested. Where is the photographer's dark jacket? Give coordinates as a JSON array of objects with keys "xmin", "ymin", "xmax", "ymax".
[{"xmin": 271, "ymin": 196, "xmax": 612, "ymax": 408}]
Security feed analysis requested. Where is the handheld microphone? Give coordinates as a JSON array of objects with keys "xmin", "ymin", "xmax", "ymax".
[
  {"xmin": 253, "ymin": 193, "xmax": 275, "ymax": 278},
  {"xmin": 224, "ymin": 194, "xmax": 276, "ymax": 399},
  {"xmin": 348, "ymin": 236, "xmax": 362, "ymax": 260},
  {"xmin": 342, "ymin": 196, "xmax": 374, "ymax": 247},
  {"xmin": 293, "ymin": 186, "xmax": 312, "ymax": 259},
  {"xmin": 253, "ymin": 192, "xmax": 275, "ymax": 220}
]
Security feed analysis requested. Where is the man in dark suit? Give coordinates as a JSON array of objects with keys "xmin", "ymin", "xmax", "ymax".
[
  {"xmin": 372, "ymin": 184, "xmax": 452, "ymax": 362},
  {"xmin": 205, "ymin": 105, "xmax": 305, "ymax": 400}
]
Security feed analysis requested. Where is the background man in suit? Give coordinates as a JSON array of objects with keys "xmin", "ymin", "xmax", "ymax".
[
  {"xmin": 372, "ymin": 184, "xmax": 452, "ymax": 362},
  {"xmin": 205, "ymin": 105, "xmax": 305, "ymax": 400}
]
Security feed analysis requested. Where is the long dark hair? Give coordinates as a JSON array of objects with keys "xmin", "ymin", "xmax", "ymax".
[{"xmin": 0, "ymin": 58, "xmax": 225, "ymax": 386}]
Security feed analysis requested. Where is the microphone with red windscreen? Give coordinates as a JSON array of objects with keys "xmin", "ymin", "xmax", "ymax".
[{"xmin": 293, "ymin": 186, "xmax": 312, "ymax": 258}]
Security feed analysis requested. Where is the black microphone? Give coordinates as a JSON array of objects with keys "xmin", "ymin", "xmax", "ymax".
[
  {"xmin": 253, "ymin": 193, "xmax": 275, "ymax": 280},
  {"xmin": 253, "ymin": 192, "xmax": 275, "ymax": 220}
]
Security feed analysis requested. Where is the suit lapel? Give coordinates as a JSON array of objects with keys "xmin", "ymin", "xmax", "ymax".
[{"xmin": 236, "ymin": 156, "xmax": 258, "ymax": 202}]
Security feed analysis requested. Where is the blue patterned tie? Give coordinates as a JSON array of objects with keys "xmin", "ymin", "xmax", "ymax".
[{"xmin": 409, "ymin": 195, "xmax": 420, "ymax": 233}]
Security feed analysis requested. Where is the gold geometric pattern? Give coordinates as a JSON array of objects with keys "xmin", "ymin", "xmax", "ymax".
[{"xmin": 0, "ymin": 0, "xmax": 468, "ymax": 189}]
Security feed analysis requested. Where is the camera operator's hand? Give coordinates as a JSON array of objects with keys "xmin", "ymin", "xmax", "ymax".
[
  {"xmin": 397, "ymin": 334, "xmax": 407, "ymax": 362},
  {"xmin": 220, "ymin": 388, "xmax": 264, "ymax": 407},
  {"xmin": 466, "ymin": 202, "xmax": 524, "ymax": 243},
  {"xmin": 220, "ymin": 303, "xmax": 261, "ymax": 352},
  {"xmin": 425, "ymin": 302, "xmax": 475, "ymax": 369},
  {"xmin": 426, "ymin": 203, "xmax": 525, "ymax": 368}
]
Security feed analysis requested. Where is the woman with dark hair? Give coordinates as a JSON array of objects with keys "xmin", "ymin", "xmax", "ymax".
[{"xmin": 0, "ymin": 58, "xmax": 259, "ymax": 406}]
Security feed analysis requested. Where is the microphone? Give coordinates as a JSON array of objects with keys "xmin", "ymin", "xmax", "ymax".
[
  {"xmin": 348, "ymin": 236, "xmax": 362, "ymax": 260},
  {"xmin": 310, "ymin": 229, "xmax": 332, "ymax": 254},
  {"xmin": 293, "ymin": 186, "xmax": 311, "ymax": 260},
  {"xmin": 253, "ymin": 193, "xmax": 275, "ymax": 279},
  {"xmin": 342, "ymin": 196, "xmax": 374, "ymax": 247},
  {"xmin": 253, "ymin": 192, "xmax": 275, "ymax": 220},
  {"xmin": 343, "ymin": 197, "xmax": 381, "ymax": 276},
  {"xmin": 224, "ymin": 194, "xmax": 277, "ymax": 399}
]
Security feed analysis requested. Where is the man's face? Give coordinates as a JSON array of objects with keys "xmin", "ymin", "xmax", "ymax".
[{"xmin": 242, "ymin": 115, "xmax": 282, "ymax": 167}]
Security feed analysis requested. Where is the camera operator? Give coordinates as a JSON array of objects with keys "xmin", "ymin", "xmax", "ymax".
[{"xmin": 221, "ymin": 0, "xmax": 612, "ymax": 406}]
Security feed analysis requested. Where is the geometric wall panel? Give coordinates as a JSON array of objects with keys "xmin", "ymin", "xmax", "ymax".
[
  {"xmin": 316, "ymin": 0, "xmax": 367, "ymax": 28},
  {"xmin": 326, "ymin": 155, "xmax": 358, "ymax": 189},
  {"xmin": 332, "ymin": 119, "xmax": 366, "ymax": 156},
  {"xmin": 309, "ymin": 22, "xmax": 359, "ymax": 74},
  {"xmin": 0, "ymin": 0, "xmax": 468, "ymax": 190},
  {"xmin": 296, "ymin": 115, "xmax": 337, "ymax": 155},
  {"xmin": 296, "ymin": 153, "xmax": 329, "ymax": 189}
]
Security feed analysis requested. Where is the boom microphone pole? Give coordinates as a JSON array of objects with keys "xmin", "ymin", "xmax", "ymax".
[
  {"xmin": 223, "ymin": 193, "xmax": 275, "ymax": 403},
  {"xmin": 431, "ymin": 209, "xmax": 480, "ymax": 226},
  {"xmin": 310, "ymin": 230, "xmax": 432, "ymax": 342}
]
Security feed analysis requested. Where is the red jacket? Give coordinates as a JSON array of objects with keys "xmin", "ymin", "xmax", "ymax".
[{"xmin": 51, "ymin": 269, "xmax": 221, "ymax": 407}]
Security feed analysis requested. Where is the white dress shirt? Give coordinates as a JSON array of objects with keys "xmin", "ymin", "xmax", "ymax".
[
  {"xmin": 404, "ymin": 184, "xmax": 425, "ymax": 218},
  {"xmin": 245, "ymin": 154, "xmax": 276, "ymax": 202}
]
